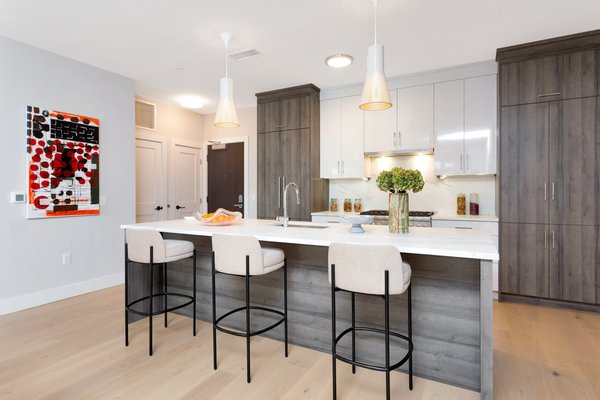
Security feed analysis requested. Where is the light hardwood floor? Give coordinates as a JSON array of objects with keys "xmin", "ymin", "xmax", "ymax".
[{"xmin": 0, "ymin": 286, "xmax": 598, "ymax": 400}]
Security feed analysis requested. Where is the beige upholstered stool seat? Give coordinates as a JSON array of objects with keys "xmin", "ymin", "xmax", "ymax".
[
  {"xmin": 163, "ymin": 239, "xmax": 194, "ymax": 262},
  {"xmin": 328, "ymin": 242, "xmax": 412, "ymax": 295},
  {"xmin": 212, "ymin": 234, "xmax": 285, "ymax": 276}
]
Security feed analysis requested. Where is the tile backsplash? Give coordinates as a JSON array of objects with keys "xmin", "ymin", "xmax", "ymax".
[{"xmin": 329, "ymin": 155, "xmax": 497, "ymax": 215}]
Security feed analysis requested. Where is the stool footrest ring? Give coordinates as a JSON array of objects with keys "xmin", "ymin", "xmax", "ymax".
[
  {"xmin": 215, "ymin": 306, "xmax": 285, "ymax": 338},
  {"xmin": 334, "ymin": 326, "xmax": 413, "ymax": 372},
  {"xmin": 126, "ymin": 293, "xmax": 194, "ymax": 317}
]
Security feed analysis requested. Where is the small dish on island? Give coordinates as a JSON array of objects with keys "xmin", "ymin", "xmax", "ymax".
[{"xmin": 340, "ymin": 215, "xmax": 374, "ymax": 233}]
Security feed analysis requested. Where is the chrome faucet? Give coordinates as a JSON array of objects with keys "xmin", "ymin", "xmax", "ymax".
[{"xmin": 279, "ymin": 182, "xmax": 300, "ymax": 228}]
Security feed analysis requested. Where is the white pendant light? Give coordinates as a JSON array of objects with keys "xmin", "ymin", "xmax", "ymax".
[
  {"xmin": 214, "ymin": 32, "xmax": 239, "ymax": 128},
  {"xmin": 359, "ymin": 0, "xmax": 392, "ymax": 111}
]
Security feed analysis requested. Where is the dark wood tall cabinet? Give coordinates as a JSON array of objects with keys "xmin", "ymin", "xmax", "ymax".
[
  {"xmin": 497, "ymin": 30, "xmax": 600, "ymax": 308},
  {"xmin": 256, "ymin": 84, "xmax": 328, "ymax": 221}
]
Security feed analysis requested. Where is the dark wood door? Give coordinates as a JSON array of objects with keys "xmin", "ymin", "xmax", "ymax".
[
  {"xmin": 257, "ymin": 101, "xmax": 280, "ymax": 134},
  {"xmin": 500, "ymin": 55, "xmax": 562, "ymax": 106},
  {"xmin": 549, "ymin": 97, "xmax": 600, "ymax": 225},
  {"xmin": 207, "ymin": 142, "xmax": 244, "ymax": 215},
  {"xmin": 280, "ymin": 128, "xmax": 310, "ymax": 220},
  {"xmin": 549, "ymin": 224, "xmax": 599, "ymax": 304},
  {"xmin": 500, "ymin": 223, "xmax": 549, "ymax": 298},
  {"xmin": 561, "ymin": 50, "xmax": 598, "ymax": 100},
  {"xmin": 257, "ymin": 131, "xmax": 281, "ymax": 219},
  {"xmin": 500, "ymin": 103, "xmax": 549, "ymax": 224}
]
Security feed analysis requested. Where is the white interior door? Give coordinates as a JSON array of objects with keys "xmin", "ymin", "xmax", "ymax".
[
  {"xmin": 135, "ymin": 136, "xmax": 167, "ymax": 222},
  {"xmin": 169, "ymin": 140, "xmax": 202, "ymax": 219}
]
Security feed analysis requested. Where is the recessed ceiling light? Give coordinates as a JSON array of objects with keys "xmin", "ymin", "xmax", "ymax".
[
  {"xmin": 176, "ymin": 67, "xmax": 185, "ymax": 72},
  {"xmin": 325, "ymin": 54, "xmax": 353, "ymax": 68},
  {"xmin": 178, "ymin": 95, "xmax": 204, "ymax": 109}
]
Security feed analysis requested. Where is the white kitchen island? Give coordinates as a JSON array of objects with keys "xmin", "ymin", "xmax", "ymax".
[{"xmin": 121, "ymin": 218, "xmax": 498, "ymax": 399}]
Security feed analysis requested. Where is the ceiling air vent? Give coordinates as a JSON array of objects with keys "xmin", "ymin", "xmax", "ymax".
[
  {"xmin": 135, "ymin": 100, "xmax": 156, "ymax": 130},
  {"xmin": 229, "ymin": 48, "xmax": 261, "ymax": 61}
]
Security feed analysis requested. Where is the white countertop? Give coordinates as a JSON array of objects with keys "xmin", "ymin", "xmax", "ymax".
[
  {"xmin": 432, "ymin": 213, "xmax": 499, "ymax": 222},
  {"xmin": 311, "ymin": 211, "xmax": 360, "ymax": 217},
  {"xmin": 121, "ymin": 218, "xmax": 499, "ymax": 261}
]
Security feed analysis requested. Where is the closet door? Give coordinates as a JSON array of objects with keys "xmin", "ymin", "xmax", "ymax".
[
  {"xmin": 499, "ymin": 103, "xmax": 549, "ymax": 224},
  {"xmin": 549, "ymin": 97, "xmax": 600, "ymax": 226},
  {"xmin": 500, "ymin": 55, "xmax": 562, "ymax": 106},
  {"xmin": 257, "ymin": 131, "xmax": 281, "ymax": 219},
  {"xmin": 281, "ymin": 128, "xmax": 311, "ymax": 220}
]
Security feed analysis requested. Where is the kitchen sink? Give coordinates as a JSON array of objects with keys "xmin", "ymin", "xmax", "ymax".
[{"xmin": 271, "ymin": 222, "xmax": 330, "ymax": 229}]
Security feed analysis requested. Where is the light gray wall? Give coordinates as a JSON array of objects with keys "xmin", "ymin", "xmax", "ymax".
[{"xmin": 0, "ymin": 37, "xmax": 135, "ymax": 314}]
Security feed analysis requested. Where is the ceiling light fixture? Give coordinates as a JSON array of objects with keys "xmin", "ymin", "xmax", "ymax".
[
  {"xmin": 178, "ymin": 95, "xmax": 204, "ymax": 109},
  {"xmin": 325, "ymin": 54, "xmax": 353, "ymax": 68},
  {"xmin": 359, "ymin": 0, "xmax": 392, "ymax": 111},
  {"xmin": 214, "ymin": 32, "xmax": 239, "ymax": 128}
]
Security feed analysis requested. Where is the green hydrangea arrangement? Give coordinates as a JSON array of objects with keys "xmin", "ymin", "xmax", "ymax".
[{"xmin": 376, "ymin": 167, "xmax": 425, "ymax": 193}]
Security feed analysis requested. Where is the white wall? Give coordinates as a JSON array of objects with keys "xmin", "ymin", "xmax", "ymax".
[
  {"xmin": 202, "ymin": 106, "xmax": 258, "ymax": 218},
  {"xmin": 0, "ymin": 37, "xmax": 135, "ymax": 315},
  {"xmin": 330, "ymin": 155, "xmax": 497, "ymax": 216},
  {"xmin": 135, "ymin": 95, "xmax": 204, "ymax": 142}
]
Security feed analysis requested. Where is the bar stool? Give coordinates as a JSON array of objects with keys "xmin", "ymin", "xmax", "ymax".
[
  {"xmin": 329, "ymin": 243, "xmax": 413, "ymax": 400},
  {"xmin": 124, "ymin": 228, "xmax": 197, "ymax": 356},
  {"xmin": 211, "ymin": 233, "xmax": 288, "ymax": 383}
]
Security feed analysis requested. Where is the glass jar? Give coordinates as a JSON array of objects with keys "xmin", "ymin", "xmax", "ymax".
[
  {"xmin": 330, "ymin": 198, "xmax": 338, "ymax": 212},
  {"xmin": 343, "ymin": 198, "xmax": 352, "ymax": 212},
  {"xmin": 353, "ymin": 198, "xmax": 362, "ymax": 213},
  {"xmin": 469, "ymin": 193, "xmax": 479, "ymax": 215},
  {"xmin": 457, "ymin": 193, "xmax": 466, "ymax": 215}
]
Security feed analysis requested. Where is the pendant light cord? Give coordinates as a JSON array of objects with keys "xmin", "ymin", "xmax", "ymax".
[
  {"xmin": 373, "ymin": 0, "xmax": 378, "ymax": 44},
  {"xmin": 225, "ymin": 40, "xmax": 228, "ymax": 78}
]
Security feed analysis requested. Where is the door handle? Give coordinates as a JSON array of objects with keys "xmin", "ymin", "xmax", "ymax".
[
  {"xmin": 544, "ymin": 230, "xmax": 547, "ymax": 249},
  {"xmin": 155, "ymin": 206, "xmax": 163, "ymax": 211},
  {"xmin": 278, "ymin": 176, "xmax": 281, "ymax": 208},
  {"xmin": 538, "ymin": 92, "xmax": 561, "ymax": 98},
  {"xmin": 233, "ymin": 203, "xmax": 243, "ymax": 209},
  {"xmin": 175, "ymin": 205, "xmax": 185, "ymax": 210},
  {"xmin": 460, "ymin": 155, "xmax": 464, "ymax": 171},
  {"xmin": 397, "ymin": 131, "xmax": 402, "ymax": 148},
  {"xmin": 551, "ymin": 182, "xmax": 555, "ymax": 201},
  {"xmin": 393, "ymin": 132, "xmax": 397, "ymax": 147},
  {"xmin": 544, "ymin": 183, "xmax": 547, "ymax": 201},
  {"xmin": 341, "ymin": 161, "xmax": 345, "ymax": 174},
  {"xmin": 552, "ymin": 230, "xmax": 555, "ymax": 249},
  {"xmin": 238, "ymin": 194, "xmax": 244, "ymax": 203},
  {"xmin": 337, "ymin": 161, "xmax": 341, "ymax": 175},
  {"xmin": 466, "ymin": 154, "xmax": 469, "ymax": 171}
]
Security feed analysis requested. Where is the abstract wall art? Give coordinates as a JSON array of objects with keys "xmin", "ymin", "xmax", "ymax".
[{"xmin": 26, "ymin": 106, "xmax": 100, "ymax": 219}]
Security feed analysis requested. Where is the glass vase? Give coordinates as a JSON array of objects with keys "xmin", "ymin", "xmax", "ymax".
[{"xmin": 389, "ymin": 191, "xmax": 409, "ymax": 234}]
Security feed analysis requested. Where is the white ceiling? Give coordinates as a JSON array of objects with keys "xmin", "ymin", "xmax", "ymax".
[{"xmin": 1, "ymin": 0, "xmax": 599, "ymax": 113}]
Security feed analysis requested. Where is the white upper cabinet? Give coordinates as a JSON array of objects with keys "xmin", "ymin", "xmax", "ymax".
[
  {"xmin": 396, "ymin": 85, "xmax": 434, "ymax": 150},
  {"xmin": 434, "ymin": 80, "xmax": 464, "ymax": 176},
  {"xmin": 364, "ymin": 84, "xmax": 434, "ymax": 155},
  {"xmin": 320, "ymin": 98, "xmax": 342, "ymax": 178},
  {"xmin": 320, "ymin": 95, "xmax": 367, "ymax": 179},
  {"xmin": 464, "ymin": 75, "xmax": 497, "ymax": 175},
  {"xmin": 434, "ymin": 75, "xmax": 497, "ymax": 176}
]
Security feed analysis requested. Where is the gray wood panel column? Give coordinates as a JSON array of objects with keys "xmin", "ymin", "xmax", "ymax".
[{"xmin": 480, "ymin": 260, "xmax": 494, "ymax": 400}]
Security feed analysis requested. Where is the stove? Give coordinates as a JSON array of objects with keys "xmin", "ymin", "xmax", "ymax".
[{"xmin": 360, "ymin": 210, "xmax": 435, "ymax": 227}]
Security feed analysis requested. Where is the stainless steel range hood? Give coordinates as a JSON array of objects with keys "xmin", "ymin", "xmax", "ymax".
[{"xmin": 365, "ymin": 148, "xmax": 434, "ymax": 157}]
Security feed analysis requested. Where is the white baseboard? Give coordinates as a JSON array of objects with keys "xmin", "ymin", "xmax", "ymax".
[{"xmin": 0, "ymin": 272, "xmax": 123, "ymax": 316}]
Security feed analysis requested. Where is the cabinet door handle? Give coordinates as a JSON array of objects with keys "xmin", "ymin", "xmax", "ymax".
[
  {"xmin": 544, "ymin": 230, "xmax": 547, "ymax": 249},
  {"xmin": 466, "ymin": 154, "xmax": 470, "ymax": 171},
  {"xmin": 341, "ymin": 161, "xmax": 344, "ymax": 174},
  {"xmin": 398, "ymin": 131, "xmax": 402, "ymax": 148},
  {"xmin": 337, "ymin": 161, "xmax": 340, "ymax": 175},
  {"xmin": 454, "ymin": 226, "xmax": 473, "ymax": 230},
  {"xmin": 551, "ymin": 182, "xmax": 555, "ymax": 201},
  {"xmin": 460, "ymin": 155, "xmax": 464, "ymax": 171},
  {"xmin": 393, "ymin": 132, "xmax": 397, "ymax": 147},
  {"xmin": 544, "ymin": 183, "xmax": 547, "ymax": 201},
  {"xmin": 552, "ymin": 230, "xmax": 555, "ymax": 249},
  {"xmin": 538, "ymin": 92, "xmax": 561, "ymax": 98}
]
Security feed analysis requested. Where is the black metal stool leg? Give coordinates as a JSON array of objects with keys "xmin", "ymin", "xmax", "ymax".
[
  {"xmin": 384, "ymin": 270, "xmax": 390, "ymax": 400},
  {"xmin": 124, "ymin": 243, "xmax": 129, "ymax": 347},
  {"xmin": 351, "ymin": 291, "xmax": 356, "ymax": 374},
  {"xmin": 193, "ymin": 249, "xmax": 197, "ymax": 336},
  {"xmin": 408, "ymin": 284, "xmax": 413, "ymax": 390},
  {"xmin": 149, "ymin": 246, "xmax": 154, "ymax": 356},
  {"xmin": 245, "ymin": 255, "xmax": 251, "ymax": 384},
  {"xmin": 331, "ymin": 264, "xmax": 337, "ymax": 400},
  {"xmin": 163, "ymin": 262, "xmax": 168, "ymax": 328},
  {"xmin": 284, "ymin": 258, "xmax": 288, "ymax": 358},
  {"xmin": 212, "ymin": 252, "xmax": 217, "ymax": 370}
]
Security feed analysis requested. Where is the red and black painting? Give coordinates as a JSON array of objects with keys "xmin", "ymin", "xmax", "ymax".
[{"xmin": 26, "ymin": 106, "xmax": 100, "ymax": 218}]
